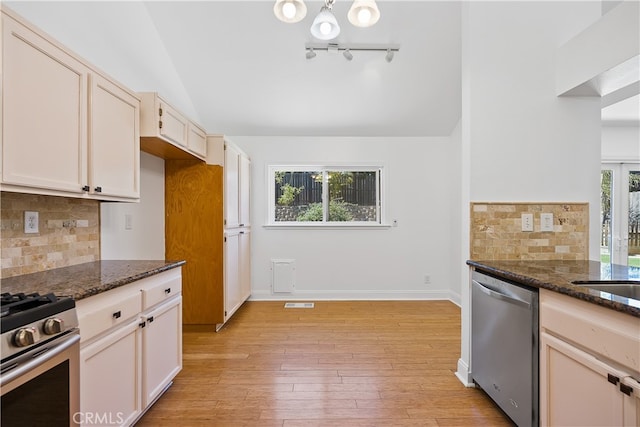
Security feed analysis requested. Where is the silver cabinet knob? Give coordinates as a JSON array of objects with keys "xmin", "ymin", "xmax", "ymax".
[
  {"xmin": 43, "ymin": 318, "xmax": 64, "ymax": 335},
  {"xmin": 13, "ymin": 327, "xmax": 39, "ymax": 347}
]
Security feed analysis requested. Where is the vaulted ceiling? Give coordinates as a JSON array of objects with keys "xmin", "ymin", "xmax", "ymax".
[
  {"xmin": 142, "ymin": 1, "xmax": 462, "ymax": 137},
  {"xmin": 5, "ymin": 1, "xmax": 637, "ymax": 137},
  {"xmin": 7, "ymin": 1, "xmax": 462, "ymax": 137}
]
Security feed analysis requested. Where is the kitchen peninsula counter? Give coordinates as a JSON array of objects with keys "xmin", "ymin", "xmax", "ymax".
[
  {"xmin": 1, "ymin": 260, "xmax": 185, "ymax": 301},
  {"xmin": 467, "ymin": 260, "xmax": 640, "ymax": 318}
]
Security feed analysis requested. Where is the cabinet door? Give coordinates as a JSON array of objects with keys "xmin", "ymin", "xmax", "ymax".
[
  {"xmin": 224, "ymin": 144, "xmax": 240, "ymax": 228},
  {"xmin": 224, "ymin": 231, "xmax": 241, "ymax": 321},
  {"xmin": 239, "ymin": 154, "xmax": 251, "ymax": 227},
  {"xmin": 89, "ymin": 73, "xmax": 140, "ymax": 199},
  {"xmin": 159, "ymin": 100, "xmax": 188, "ymax": 148},
  {"xmin": 141, "ymin": 296, "xmax": 182, "ymax": 408},
  {"xmin": 2, "ymin": 15, "xmax": 87, "ymax": 193},
  {"xmin": 540, "ymin": 332, "xmax": 626, "ymax": 427},
  {"xmin": 622, "ymin": 376, "xmax": 640, "ymax": 426},
  {"xmin": 239, "ymin": 229, "xmax": 251, "ymax": 302},
  {"xmin": 80, "ymin": 318, "xmax": 142, "ymax": 427},
  {"xmin": 187, "ymin": 122, "xmax": 207, "ymax": 159}
]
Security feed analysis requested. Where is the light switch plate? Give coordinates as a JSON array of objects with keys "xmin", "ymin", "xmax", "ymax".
[
  {"xmin": 540, "ymin": 213, "xmax": 554, "ymax": 232},
  {"xmin": 24, "ymin": 211, "xmax": 39, "ymax": 234},
  {"xmin": 125, "ymin": 214, "xmax": 133, "ymax": 230},
  {"xmin": 521, "ymin": 213, "xmax": 534, "ymax": 232}
]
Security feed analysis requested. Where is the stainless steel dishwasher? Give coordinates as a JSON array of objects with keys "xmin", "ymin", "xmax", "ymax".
[{"xmin": 471, "ymin": 270, "xmax": 538, "ymax": 427}]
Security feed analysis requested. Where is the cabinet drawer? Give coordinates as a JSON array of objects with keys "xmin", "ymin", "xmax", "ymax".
[
  {"xmin": 141, "ymin": 269, "xmax": 182, "ymax": 310},
  {"xmin": 540, "ymin": 289, "xmax": 640, "ymax": 375},
  {"xmin": 77, "ymin": 286, "xmax": 142, "ymax": 342}
]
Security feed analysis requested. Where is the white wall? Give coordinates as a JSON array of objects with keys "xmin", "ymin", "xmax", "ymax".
[
  {"xmin": 230, "ymin": 136, "xmax": 457, "ymax": 301},
  {"xmin": 448, "ymin": 119, "xmax": 463, "ymax": 305},
  {"xmin": 456, "ymin": 1, "xmax": 603, "ymax": 385},
  {"xmin": 100, "ymin": 153, "xmax": 165, "ymax": 260},
  {"xmin": 602, "ymin": 125, "xmax": 640, "ymax": 161}
]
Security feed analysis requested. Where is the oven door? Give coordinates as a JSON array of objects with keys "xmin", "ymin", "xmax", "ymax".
[{"xmin": 1, "ymin": 331, "xmax": 80, "ymax": 427}]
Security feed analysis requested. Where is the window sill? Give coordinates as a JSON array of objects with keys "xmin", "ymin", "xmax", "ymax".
[{"xmin": 263, "ymin": 223, "xmax": 392, "ymax": 230}]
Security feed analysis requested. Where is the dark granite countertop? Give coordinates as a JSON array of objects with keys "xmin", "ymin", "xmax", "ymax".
[
  {"xmin": 467, "ymin": 260, "xmax": 640, "ymax": 318},
  {"xmin": 0, "ymin": 260, "xmax": 186, "ymax": 301}
]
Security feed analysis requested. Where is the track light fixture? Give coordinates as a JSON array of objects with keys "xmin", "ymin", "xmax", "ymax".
[
  {"xmin": 305, "ymin": 47, "xmax": 317, "ymax": 59},
  {"xmin": 385, "ymin": 48, "xmax": 394, "ymax": 63},
  {"xmin": 275, "ymin": 0, "xmax": 381, "ymax": 41},
  {"xmin": 305, "ymin": 43, "xmax": 399, "ymax": 62}
]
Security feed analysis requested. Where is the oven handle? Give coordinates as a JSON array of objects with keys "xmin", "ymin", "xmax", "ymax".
[{"xmin": 1, "ymin": 332, "xmax": 80, "ymax": 386}]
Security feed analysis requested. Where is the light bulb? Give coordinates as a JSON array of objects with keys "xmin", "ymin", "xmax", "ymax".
[
  {"xmin": 347, "ymin": 1, "xmax": 380, "ymax": 28},
  {"xmin": 320, "ymin": 21, "xmax": 332, "ymax": 35},
  {"xmin": 357, "ymin": 8, "xmax": 372, "ymax": 25},
  {"xmin": 282, "ymin": 2, "xmax": 296, "ymax": 19}
]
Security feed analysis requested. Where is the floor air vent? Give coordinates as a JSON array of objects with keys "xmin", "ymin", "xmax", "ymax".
[{"xmin": 284, "ymin": 302, "xmax": 315, "ymax": 309}]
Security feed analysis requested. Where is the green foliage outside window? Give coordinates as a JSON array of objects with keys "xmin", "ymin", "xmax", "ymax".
[
  {"xmin": 297, "ymin": 201, "xmax": 354, "ymax": 222},
  {"xmin": 278, "ymin": 183, "xmax": 303, "ymax": 206}
]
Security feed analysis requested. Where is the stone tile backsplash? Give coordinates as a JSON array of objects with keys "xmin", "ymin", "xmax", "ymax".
[
  {"xmin": 470, "ymin": 202, "xmax": 589, "ymax": 261},
  {"xmin": 1, "ymin": 192, "xmax": 100, "ymax": 278}
]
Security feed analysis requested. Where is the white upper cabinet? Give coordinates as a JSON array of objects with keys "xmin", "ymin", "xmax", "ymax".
[
  {"xmin": 224, "ymin": 143, "xmax": 240, "ymax": 228},
  {"xmin": 187, "ymin": 121, "xmax": 207, "ymax": 159},
  {"xmin": 239, "ymin": 153, "xmax": 251, "ymax": 227},
  {"xmin": 158, "ymin": 98, "xmax": 188, "ymax": 147},
  {"xmin": 1, "ymin": 8, "xmax": 140, "ymax": 201},
  {"xmin": 2, "ymin": 13, "xmax": 88, "ymax": 194},
  {"xmin": 224, "ymin": 140, "xmax": 251, "ymax": 229},
  {"xmin": 89, "ymin": 74, "xmax": 140, "ymax": 199},
  {"xmin": 139, "ymin": 92, "xmax": 206, "ymax": 161}
]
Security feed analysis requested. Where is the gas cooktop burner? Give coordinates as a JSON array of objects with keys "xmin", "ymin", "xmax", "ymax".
[
  {"xmin": 1, "ymin": 292, "xmax": 60, "ymax": 318},
  {"xmin": 0, "ymin": 292, "xmax": 75, "ymax": 335}
]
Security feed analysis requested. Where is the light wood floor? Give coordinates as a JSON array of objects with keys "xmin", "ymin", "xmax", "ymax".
[{"xmin": 136, "ymin": 300, "xmax": 513, "ymax": 426}]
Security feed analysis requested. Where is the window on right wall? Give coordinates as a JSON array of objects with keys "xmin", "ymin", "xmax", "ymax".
[{"xmin": 267, "ymin": 165, "xmax": 384, "ymax": 226}]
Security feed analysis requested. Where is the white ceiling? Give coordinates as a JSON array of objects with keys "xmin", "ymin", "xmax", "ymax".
[
  {"xmin": 141, "ymin": 1, "xmax": 462, "ymax": 137},
  {"xmin": 5, "ymin": 1, "xmax": 638, "ymax": 136},
  {"xmin": 601, "ymin": 93, "xmax": 640, "ymax": 125}
]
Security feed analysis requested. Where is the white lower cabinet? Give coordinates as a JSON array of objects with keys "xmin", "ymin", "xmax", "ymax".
[
  {"xmin": 77, "ymin": 268, "xmax": 182, "ymax": 427},
  {"xmin": 80, "ymin": 318, "xmax": 142, "ymax": 427},
  {"xmin": 239, "ymin": 229, "xmax": 251, "ymax": 303},
  {"xmin": 541, "ymin": 332, "xmax": 627, "ymax": 426},
  {"xmin": 623, "ymin": 377, "xmax": 640, "ymax": 426},
  {"xmin": 223, "ymin": 229, "xmax": 251, "ymax": 325},
  {"xmin": 224, "ymin": 230, "xmax": 241, "ymax": 322},
  {"xmin": 141, "ymin": 296, "xmax": 182, "ymax": 408},
  {"xmin": 540, "ymin": 289, "xmax": 640, "ymax": 427}
]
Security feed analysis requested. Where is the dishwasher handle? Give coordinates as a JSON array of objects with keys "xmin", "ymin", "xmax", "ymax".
[{"xmin": 472, "ymin": 280, "xmax": 531, "ymax": 309}]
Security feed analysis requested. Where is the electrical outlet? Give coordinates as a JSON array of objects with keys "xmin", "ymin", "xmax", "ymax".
[
  {"xmin": 424, "ymin": 275, "xmax": 431, "ymax": 284},
  {"xmin": 521, "ymin": 213, "xmax": 534, "ymax": 232},
  {"xmin": 24, "ymin": 211, "xmax": 39, "ymax": 234},
  {"xmin": 540, "ymin": 213, "xmax": 554, "ymax": 232}
]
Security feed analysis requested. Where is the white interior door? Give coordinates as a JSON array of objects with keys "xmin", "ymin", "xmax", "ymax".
[{"xmin": 601, "ymin": 163, "xmax": 640, "ymax": 267}]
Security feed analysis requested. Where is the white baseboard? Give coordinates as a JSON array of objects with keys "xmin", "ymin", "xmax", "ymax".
[
  {"xmin": 249, "ymin": 289, "xmax": 457, "ymax": 301},
  {"xmin": 455, "ymin": 358, "xmax": 474, "ymax": 387}
]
